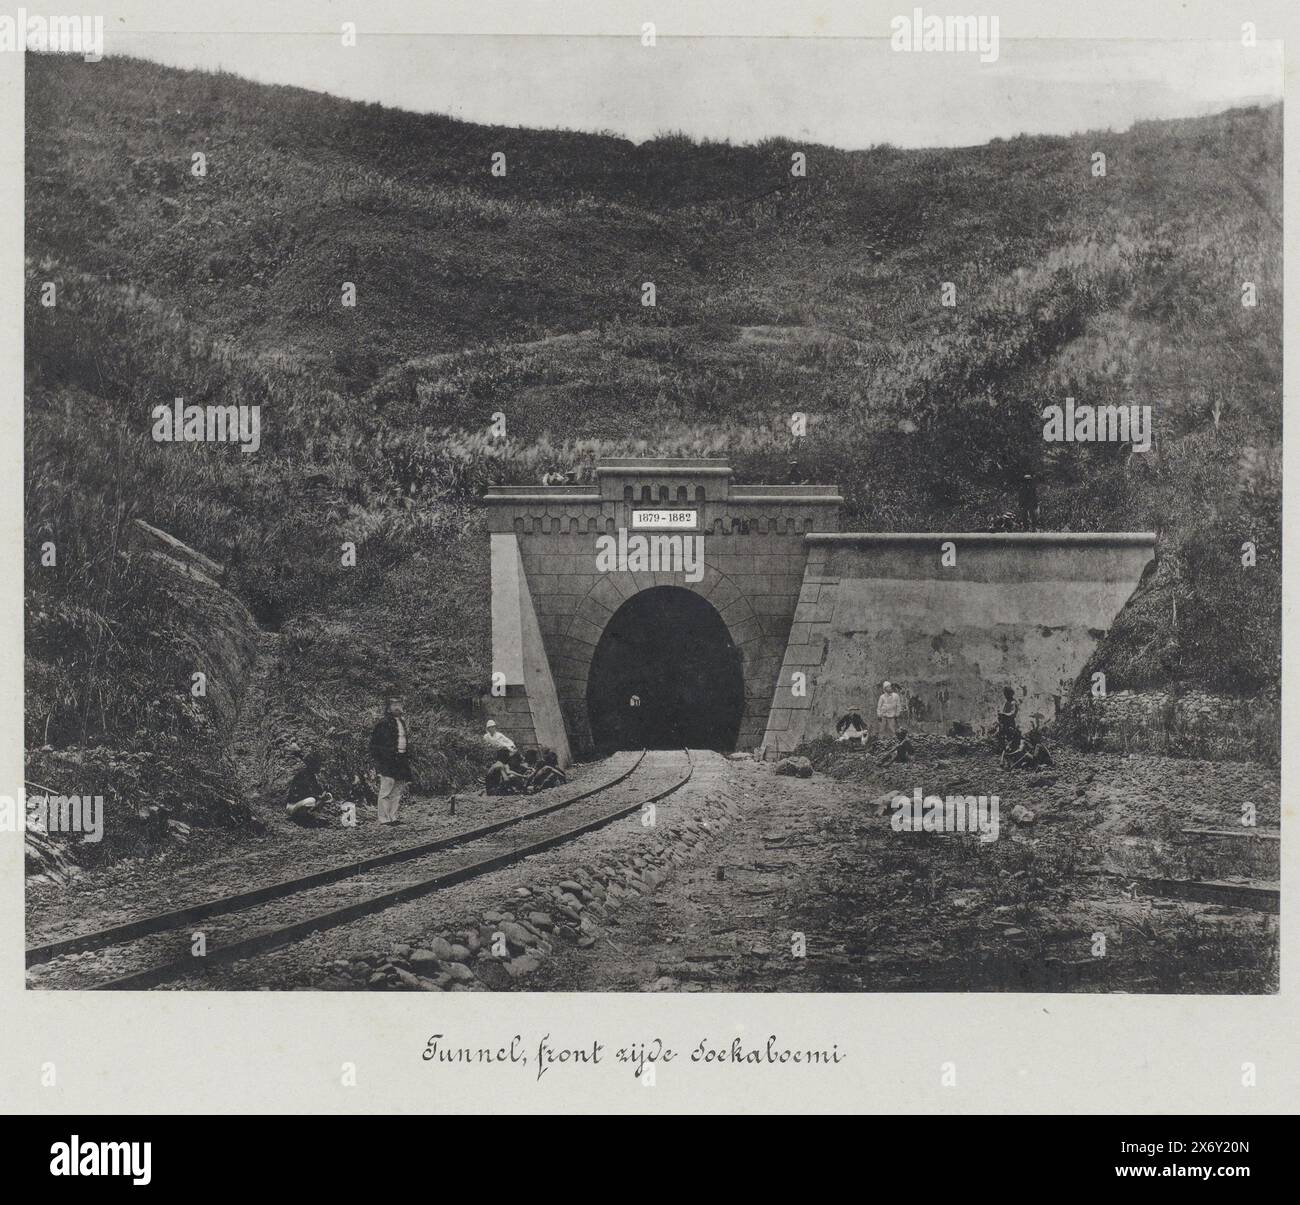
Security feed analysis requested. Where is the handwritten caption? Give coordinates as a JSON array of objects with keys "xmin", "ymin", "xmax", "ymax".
[{"xmin": 423, "ymin": 1033, "xmax": 845, "ymax": 1081}]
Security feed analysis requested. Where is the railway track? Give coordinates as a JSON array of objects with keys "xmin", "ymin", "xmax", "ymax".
[
  {"xmin": 27, "ymin": 748, "xmax": 693, "ymax": 991},
  {"xmin": 27, "ymin": 749, "xmax": 648, "ymax": 969}
]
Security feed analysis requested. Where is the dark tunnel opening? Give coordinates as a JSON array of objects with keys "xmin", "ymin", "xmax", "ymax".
[{"xmin": 586, "ymin": 586, "xmax": 745, "ymax": 753}]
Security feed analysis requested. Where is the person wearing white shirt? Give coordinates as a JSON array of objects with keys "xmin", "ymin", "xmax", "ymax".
[
  {"xmin": 877, "ymin": 681, "xmax": 903, "ymax": 738},
  {"xmin": 483, "ymin": 720, "xmax": 516, "ymax": 752}
]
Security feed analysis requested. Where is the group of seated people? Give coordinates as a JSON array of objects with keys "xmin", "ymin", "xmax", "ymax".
[
  {"xmin": 831, "ymin": 685, "xmax": 1055, "ymax": 773},
  {"xmin": 485, "ymin": 746, "xmax": 568, "ymax": 796},
  {"xmin": 830, "ymin": 705, "xmax": 913, "ymax": 766},
  {"xmin": 859, "ymin": 721, "xmax": 1051, "ymax": 770},
  {"xmin": 999, "ymin": 724, "xmax": 1053, "ymax": 770},
  {"xmin": 995, "ymin": 686, "xmax": 1054, "ymax": 769}
]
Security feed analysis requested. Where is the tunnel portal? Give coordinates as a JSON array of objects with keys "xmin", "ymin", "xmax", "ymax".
[
  {"xmin": 483, "ymin": 458, "xmax": 1154, "ymax": 763},
  {"xmin": 586, "ymin": 587, "xmax": 744, "ymax": 753}
]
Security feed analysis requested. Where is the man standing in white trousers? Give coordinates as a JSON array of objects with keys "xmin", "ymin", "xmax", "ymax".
[
  {"xmin": 369, "ymin": 693, "xmax": 413, "ymax": 825},
  {"xmin": 877, "ymin": 680, "xmax": 903, "ymax": 740}
]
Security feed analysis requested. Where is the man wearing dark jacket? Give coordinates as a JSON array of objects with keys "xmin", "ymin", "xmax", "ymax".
[
  {"xmin": 369, "ymin": 694, "xmax": 413, "ymax": 825},
  {"xmin": 284, "ymin": 750, "xmax": 332, "ymax": 826}
]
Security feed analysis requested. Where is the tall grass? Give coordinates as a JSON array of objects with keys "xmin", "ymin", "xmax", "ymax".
[{"xmin": 23, "ymin": 54, "xmax": 1283, "ymax": 830}]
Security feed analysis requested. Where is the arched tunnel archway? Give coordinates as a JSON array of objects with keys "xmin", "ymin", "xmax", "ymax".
[{"xmin": 586, "ymin": 586, "xmax": 745, "ymax": 753}]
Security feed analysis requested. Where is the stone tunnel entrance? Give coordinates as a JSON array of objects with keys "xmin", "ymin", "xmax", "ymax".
[
  {"xmin": 586, "ymin": 587, "xmax": 745, "ymax": 753},
  {"xmin": 483, "ymin": 457, "xmax": 1154, "ymax": 764}
]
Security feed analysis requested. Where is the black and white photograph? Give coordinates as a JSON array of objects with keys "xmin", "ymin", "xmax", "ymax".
[
  {"xmin": 6, "ymin": 2, "xmax": 1300, "ymax": 1149},
  {"xmin": 17, "ymin": 7, "xmax": 1284, "ymax": 1006}
]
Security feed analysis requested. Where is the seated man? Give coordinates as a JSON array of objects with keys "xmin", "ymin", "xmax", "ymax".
[
  {"xmin": 485, "ymin": 749, "xmax": 530, "ymax": 796},
  {"xmin": 835, "ymin": 710, "xmax": 869, "ymax": 745},
  {"xmin": 1023, "ymin": 727, "xmax": 1054, "ymax": 768},
  {"xmin": 284, "ymin": 751, "xmax": 333, "ymax": 825},
  {"xmin": 507, "ymin": 749, "xmax": 530, "ymax": 776},
  {"xmin": 528, "ymin": 748, "xmax": 568, "ymax": 792},
  {"xmin": 877, "ymin": 727, "xmax": 914, "ymax": 767},
  {"xmin": 1000, "ymin": 731, "xmax": 1032, "ymax": 770}
]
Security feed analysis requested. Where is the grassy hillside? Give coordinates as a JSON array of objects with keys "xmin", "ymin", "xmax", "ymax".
[{"xmin": 24, "ymin": 53, "xmax": 1282, "ymax": 843}]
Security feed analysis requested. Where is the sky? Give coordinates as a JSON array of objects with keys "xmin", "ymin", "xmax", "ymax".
[{"xmin": 105, "ymin": 31, "xmax": 1283, "ymax": 149}]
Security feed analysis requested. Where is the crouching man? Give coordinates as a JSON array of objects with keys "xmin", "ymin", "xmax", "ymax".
[
  {"xmin": 284, "ymin": 750, "xmax": 333, "ymax": 826},
  {"xmin": 1021, "ymin": 726, "xmax": 1054, "ymax": 768},
  {"xmin": 877, "ymin": 727, "xmax": 914, "ymax": 767}
]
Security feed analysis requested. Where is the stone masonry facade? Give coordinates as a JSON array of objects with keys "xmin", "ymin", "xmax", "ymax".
[{"xmin": 484, "ymin": 458, "xmax": 841, "ymax": 753}]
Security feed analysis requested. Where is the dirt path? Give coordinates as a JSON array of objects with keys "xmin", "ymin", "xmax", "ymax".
[{"xmin": 534, "ymin": 751, "xmax": 1278, "ymax": 994}]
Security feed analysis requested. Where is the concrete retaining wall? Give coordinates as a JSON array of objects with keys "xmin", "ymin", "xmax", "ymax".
[{"xmin": 763, "ymin": 532, "xmax": 1156, "ymax": 753}]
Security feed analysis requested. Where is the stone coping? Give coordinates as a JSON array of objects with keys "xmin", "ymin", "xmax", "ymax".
[
  {"xmin": 805, "ymin": 531, "xmax": 1157, "ymax": 546},
  {"xmin": 485, "ymin": 484, "xmax": 591, "ymax": 494},
  {"xmin": 728, "ymin": 494, "xmax": 844, "ymax": 505},
  {"xmin": 595, "ymin": 458, "xmax": 731, "ymax": 474},
  {"xmin": 730, "ymin": 484, "xmax": 842, "ymax": 496},
  {"xmin": 484, "ymin": 485, "xmax": 842, "ymax": 503},
  {"xmin": 482, "ymin": 493, "xmax": 602, "ymax": 504}
]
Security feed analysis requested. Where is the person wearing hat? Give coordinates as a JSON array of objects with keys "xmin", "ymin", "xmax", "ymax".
[
  {"xmin": 369, "ymin": 693, "xmax": 413, "ymax": 825},
  {"xmin": 876, "ymin": 681, "xmax": 903, "ymax": 740},
  {"xmin": 482, "ymin": 720, "xmax": 516, "ymax": 752},
  {"xmin": 835, "ymin": 708, "xmax": 869, "ymax": 745}
]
